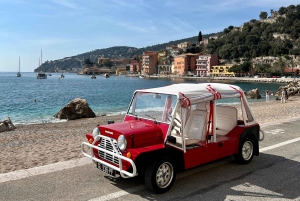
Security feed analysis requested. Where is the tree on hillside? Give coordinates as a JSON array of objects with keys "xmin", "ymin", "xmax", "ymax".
[
  {"xmin": 197, "ymin": 31, "xmax": 202, "ymax": 43},
  {"xmin": 259, "ymin": 12, "xmax": 268, "ymax": 20},
  {"xmin": 84, "ymin": 58, "xmax": 93, "ymax": 65}
]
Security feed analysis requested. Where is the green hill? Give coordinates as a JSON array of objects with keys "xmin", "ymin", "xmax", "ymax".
[{"xmin": 35, "ymin": 4, "xmax": 300, "ymax": 73}]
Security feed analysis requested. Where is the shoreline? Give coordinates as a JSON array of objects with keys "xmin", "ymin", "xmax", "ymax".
[
  {"xmin": 1, "ymin": 95, "xmax": 300, "ymax": 174},
  {"xmin": 128, "ymin": 73, "xmax": 297, "ymax": 84}
]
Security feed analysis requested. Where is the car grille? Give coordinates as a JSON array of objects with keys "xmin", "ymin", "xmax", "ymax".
[{"xmin": 98, "ymin": 138, "xmax": 122, "ymax": 165}]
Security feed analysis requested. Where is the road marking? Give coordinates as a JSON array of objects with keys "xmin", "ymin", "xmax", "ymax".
[
  {"xmin": 88, "ymin": 137, "xmax": 300, "ymax": 201},
  {"xmin": 260, "ymin": 136, "xmax": 300, "ymax": 152},
  {"xmin": 264, "ymin": 129, "xmax": 285, "ymax": 135},
  {"xmin": 0, "ymin": 157, "xmax": 91, "ymax": 183}
]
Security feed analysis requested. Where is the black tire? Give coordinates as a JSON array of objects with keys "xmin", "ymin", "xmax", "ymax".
[
  {"xmin": 234, "ymin": 138, "xmax": 254, "ymax": 164},
  {"xmin": 145, "ymin": 157, "xmax": 176, "ymax": 194}
]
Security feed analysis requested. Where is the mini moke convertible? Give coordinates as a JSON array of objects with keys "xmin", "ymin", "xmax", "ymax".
[{"xmin": 82, "ymin": 83, "xmax": 262, "ymax": 193}]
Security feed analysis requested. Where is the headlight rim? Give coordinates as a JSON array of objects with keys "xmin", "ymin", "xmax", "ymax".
[
  {"xmin": 117, "ymin": 135, "xmax": 127, "ymax": 151},
  {"xmin": 92, "ymin": 127, "xmax": 100, "ymax": 138}
]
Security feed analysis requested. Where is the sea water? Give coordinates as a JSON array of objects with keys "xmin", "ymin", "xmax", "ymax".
[{"xmin": 0, "ymin": 72, "xmax": 284, "ymax": 125}]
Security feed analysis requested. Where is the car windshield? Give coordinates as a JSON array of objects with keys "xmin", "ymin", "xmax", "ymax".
[{"xmin": 128, "ymin": 92, "xmax": 177, "ymax": 123}]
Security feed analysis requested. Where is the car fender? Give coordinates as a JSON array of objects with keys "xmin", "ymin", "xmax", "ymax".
[{"xmin": 238, "ymin": 125, "xmax": 260, "ymax": 156}]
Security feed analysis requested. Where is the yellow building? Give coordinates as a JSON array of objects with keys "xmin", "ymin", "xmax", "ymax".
[{"xmin": 210, "ymin": 64, "xmax": 235, "ymax": 77}]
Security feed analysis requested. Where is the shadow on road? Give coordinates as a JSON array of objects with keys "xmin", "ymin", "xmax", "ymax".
[{"xmin": 108, "ymin": 152, "xmax": 300, "ymax": 201}]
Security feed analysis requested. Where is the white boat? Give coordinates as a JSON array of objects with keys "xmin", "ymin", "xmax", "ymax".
[
  {"xmin": 16, "ymin": 56, "xmax": 21, "ymax": 77},
  {"xmin": 91, "ymin": 74, "xmax": 96, "ymax": 79},
  {"xmin": 103, "ymin": 73, "xmax": 110, "ymax": 78},
  {"xmin": 139, "ymin": 75, "xmax": 145, "ymax": 79},
  {"xmin": 59, "ymin": 72, "xmax": 65, "ymax": 79},
  {"xmin": 36, "ymin": 71, "xmax": 47, "ymax": 79}
]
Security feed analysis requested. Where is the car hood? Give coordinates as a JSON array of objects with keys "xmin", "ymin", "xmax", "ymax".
[{"xmin": 99, "ymin": 120, "xmax": 163, "ymax": 148}]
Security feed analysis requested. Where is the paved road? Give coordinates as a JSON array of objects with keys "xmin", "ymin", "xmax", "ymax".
[{"xmin": 1, "ymin": 118, "xmax": 300, "ymax": 201}]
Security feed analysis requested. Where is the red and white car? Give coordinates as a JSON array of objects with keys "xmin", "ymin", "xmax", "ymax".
[{"xmin": 81, "ymin": 83, "xmax": 263, "ymax": 193}]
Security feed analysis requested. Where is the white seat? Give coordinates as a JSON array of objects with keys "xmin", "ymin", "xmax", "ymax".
[
  {"xmin": 184, "ymin": 110, "xmax": 208, "ymax": 144},
  {"xmin": 215, "ymin": 106, "xmax": 237, "ymax": 136}
]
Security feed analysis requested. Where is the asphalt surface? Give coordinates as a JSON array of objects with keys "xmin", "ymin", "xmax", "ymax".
[{"xmin": 1, "ymin": 117, "xmax": 300, "ymax": 201}]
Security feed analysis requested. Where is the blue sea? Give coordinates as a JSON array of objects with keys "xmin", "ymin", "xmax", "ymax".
[{"xmin": 0, "ymin": 72, "xmax": 285, "ymax": 125}]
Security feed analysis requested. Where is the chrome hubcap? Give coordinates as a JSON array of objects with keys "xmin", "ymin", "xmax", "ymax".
[
  {"xmin": 242, "ymin": 141, "xmax": 253, "ymax": 161},
  {"xmin": 156, "ymin": 162, "xmax": 173, "ymax": 188}
]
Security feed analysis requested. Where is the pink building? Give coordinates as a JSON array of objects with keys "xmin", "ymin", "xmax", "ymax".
[{"xmin": 196, "ymin": 54, "xmax": 218, "ymax": 76}]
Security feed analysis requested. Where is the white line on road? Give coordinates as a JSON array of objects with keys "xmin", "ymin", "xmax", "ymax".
[{"xmin": 260, "ymin": 136, "xmax": 300, "ymax": 152}]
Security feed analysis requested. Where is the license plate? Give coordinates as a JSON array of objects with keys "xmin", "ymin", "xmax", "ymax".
[{"xmin": 97, "ymin": 163, "xmax": 116, "ymax": 177}]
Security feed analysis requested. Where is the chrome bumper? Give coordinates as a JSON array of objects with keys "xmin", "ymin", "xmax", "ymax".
[{"xmin": 81, "ymin": 135, "xmax": 137, "ymax": 178}]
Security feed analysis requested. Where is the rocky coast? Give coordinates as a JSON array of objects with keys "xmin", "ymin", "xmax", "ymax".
[{"xmin": 1, "ymin": 95, "xmax": 300, "ymax": 174}]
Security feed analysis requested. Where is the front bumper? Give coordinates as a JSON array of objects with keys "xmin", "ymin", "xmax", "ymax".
[{"xmin": 81, "ymin": 135, "xmax": 137, "ymax": 178}]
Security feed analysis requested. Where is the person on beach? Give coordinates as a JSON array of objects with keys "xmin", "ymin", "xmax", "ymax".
[
  {"xmin": 266, "ymin": 90, "xmax": 270, "ymax": 102},
  {"xmin": 281, "ymin": 89, "xmax": 287, "ymax": 103}
]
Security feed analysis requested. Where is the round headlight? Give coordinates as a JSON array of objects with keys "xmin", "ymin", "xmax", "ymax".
[
  {"xmin": 117, "ymin": 135, "xmax": 127, "ymax": 151},
  {"xmin": 92, "ymin": 127, "xmax": 100, "ymax": 138}
]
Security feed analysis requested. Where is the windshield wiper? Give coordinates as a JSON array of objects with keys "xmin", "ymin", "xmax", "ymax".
[{"xmin": 145, "ymin": 114, "xmax": 158, "ymax": 124}]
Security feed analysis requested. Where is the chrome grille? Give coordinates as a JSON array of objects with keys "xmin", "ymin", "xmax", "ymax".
[{"xmin": 98, "ymin": 138, "xmax": 122, "ymax": 165}]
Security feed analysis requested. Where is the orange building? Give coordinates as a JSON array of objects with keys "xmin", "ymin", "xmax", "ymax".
[
  {"xmin": 173, "ymin": 54, "xmax": 198, "ymax": 75},
  {"xmin": 142, "ymin": 51, "xmax": 158, "ymax": 75}
]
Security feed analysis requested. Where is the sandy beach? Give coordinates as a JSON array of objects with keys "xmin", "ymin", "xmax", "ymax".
[{"xmin": 1, "ymin": 96, "xmax": 300, "ymax": 174}]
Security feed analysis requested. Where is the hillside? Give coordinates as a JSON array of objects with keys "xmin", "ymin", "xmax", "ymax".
[
  {"xmin": 35, "ymin": 4, "xmax": 300, "ymax": 73},
  {"xmin": 206, "ymin": 4, "xmax": 300, "ymax": 60},
  {"xmin": 34, "ymin": 34, "xmax": 217, "ymax": 72}
]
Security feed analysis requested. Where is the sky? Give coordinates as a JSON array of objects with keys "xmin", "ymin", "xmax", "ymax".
[{"xmin": 0, "ymin": 0, "xmax": 298, "ymax": 72}]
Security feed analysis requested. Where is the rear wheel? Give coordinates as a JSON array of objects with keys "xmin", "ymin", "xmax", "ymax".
[
  {"xmin": 145, "ymin": 157, "xmax": 176, "ymax": 194},
  {"xmin": 234, "ymin": 138, "xmax": 254, "ymax": 164}
]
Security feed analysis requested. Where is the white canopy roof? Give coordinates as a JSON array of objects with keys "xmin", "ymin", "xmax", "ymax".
[{"xmin": 135, "ymin": 83, "xmax": 244, "ymax": 106}]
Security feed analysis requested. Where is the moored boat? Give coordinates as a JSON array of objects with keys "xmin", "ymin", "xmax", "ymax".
[
  {"xmin": 16, "ymin": 56, "xmax": 21, "ymax": 77},
  {"xmin": 36, "ymin": 71, "xmax": 47, "ymax": 79}
]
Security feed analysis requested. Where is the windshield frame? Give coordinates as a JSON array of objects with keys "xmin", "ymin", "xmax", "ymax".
[{"xmin": 127, "ymin": 92, "xmax": 178, "ymax": 124}]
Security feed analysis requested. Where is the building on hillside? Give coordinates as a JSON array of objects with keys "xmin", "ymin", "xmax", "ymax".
[
  {"xmin": 157, "ymin": 64, "xmax": 172, "ymax": 75},
  {"xmin": 129, "ymin": 60, "xmax": 141, "ymax": 74},
  {"xmin": 166, "ymin": 45, "xmax": 182, "ymax": 57},
  {"xmin": 116, "ymin": 67, "xmax": 127, "ymax": 75},
  {"xmin": 82, "ymin": 66, "xmax": 113, "ymax": 75},
  {"xmin": 284, "ymin": 67, "xmax": 300, "ymax": 74},
  {"xmin": 98, "ymin": 58, "xmax": 110, "ymax": 65},
  {"xmin": 177, "ymin": 42, "xmax": 192, "ymax": 51},
  {"xmin": 196, "ymin": 54, "xmax": 218, "ymax": 76},
  {"xmin": 210, "ymin": 64, "xmax": 235, "ymax": 77},
  {"xmin": 141, "ymin": 51, "xmax": 158, "ymax": 75},
  {"xmin": 173, "ymin": 53, "xmax": 198, "ymax": 75}
]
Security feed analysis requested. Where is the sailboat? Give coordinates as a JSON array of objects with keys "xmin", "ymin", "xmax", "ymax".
[
  {"xmin": 16, "ymin": 56, "xmax": 21, "ymax": 77},
  {"xmin": 36, "ymin": 50, "xmax": 47, "ymax": 79}
]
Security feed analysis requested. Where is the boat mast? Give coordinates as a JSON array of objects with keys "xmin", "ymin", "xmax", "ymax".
[{"xmin": 19, "ymin": 56, "xmax": 20, "ymax": 72}]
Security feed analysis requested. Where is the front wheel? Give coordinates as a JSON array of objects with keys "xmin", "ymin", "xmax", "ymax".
[
  {"xmin": 145, "ymin": 157, "xmax": 176, "ymax": 194},
  {"xmin": 234, "ymin": 138, "xmax": 254, "ymax": 164}
]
